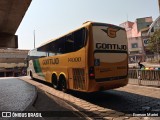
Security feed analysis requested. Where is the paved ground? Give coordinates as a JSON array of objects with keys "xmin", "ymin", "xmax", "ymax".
[
  {"xmin": 0, "ymin": 78, "xmax": 37, "ymax": 120},
  {"xmin": 19, "ymin": 76, "xmax": 160, "ymax": 120},
  {"xmin": 0, "ymin": 77, "xmax": 159, "ymax": 120},
  {"xmin": 19, "ymin": 88, "xmax": 86, "ymax": 120},
  {"xmin": 0, "ymin": 78, "xmax": 36, "ymax": 111},
  {"xmin": 0, "ymin": 78, "xmax": 87, "ymax": 120}
]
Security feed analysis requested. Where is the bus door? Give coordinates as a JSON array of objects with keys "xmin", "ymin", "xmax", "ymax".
[{"xmin": 92, "ymin": 24, "xmax": 128, "ymax": 82}]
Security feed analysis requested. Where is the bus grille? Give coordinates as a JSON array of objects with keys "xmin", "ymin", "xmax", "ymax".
[{"xmin": 73, "ymin": 68, "xmax": 86, "ymax": 90}]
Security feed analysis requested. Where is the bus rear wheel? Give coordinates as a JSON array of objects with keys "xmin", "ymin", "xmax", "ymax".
[{"xmin": 59, "ymin": 76, "xmax": 67, "ymax": 93}]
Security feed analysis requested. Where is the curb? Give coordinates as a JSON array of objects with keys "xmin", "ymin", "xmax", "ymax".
[{"xmin": 45, "ymin": 91, "xmax": 92, "ymax": 120}]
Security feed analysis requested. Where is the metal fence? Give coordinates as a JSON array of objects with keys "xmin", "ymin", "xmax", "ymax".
[{"xmin": 128, "ymin": 69, "xmax": 160, "ymax": 87}]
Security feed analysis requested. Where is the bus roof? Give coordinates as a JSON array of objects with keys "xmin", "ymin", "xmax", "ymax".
[
  {"xmin": 37, "ymin": 21, "xmax": 91, "ymax": 49},
  {"xmin": 36, "ymin": 21, "xmax": 124, "ymax": 49}
]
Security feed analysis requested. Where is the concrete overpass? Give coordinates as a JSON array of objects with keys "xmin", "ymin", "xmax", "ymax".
[{"xmin": 0, "ymin": 0, "xmax": 32, "ymax": 48}]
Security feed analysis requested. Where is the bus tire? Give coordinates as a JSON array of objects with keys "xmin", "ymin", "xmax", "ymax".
[
  {"xmin": 59, "ymin": 75, "xmax": 67, "ymax": 93},
  {"xmin": 52, "ymin": 74, "xmax": 58, "ymax": 89}
]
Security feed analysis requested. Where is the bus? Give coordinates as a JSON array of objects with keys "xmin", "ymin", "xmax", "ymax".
[{"xmin": 27, "ymin": 21, "xmax": 128, "ymax": 92}]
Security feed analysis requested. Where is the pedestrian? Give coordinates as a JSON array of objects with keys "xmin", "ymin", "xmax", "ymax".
[
  {"xmin": 138, "ymin": 62, "xmax": 145, "ymax": 69},
  {"xmin": 137, "ymin": 62, "xmax": 145, "ymax": 82}
]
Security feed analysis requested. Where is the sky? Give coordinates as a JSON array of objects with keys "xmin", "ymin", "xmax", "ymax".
[{"xmin": 16, "ymin": 0, "xmax": 159, "ymax": 50}]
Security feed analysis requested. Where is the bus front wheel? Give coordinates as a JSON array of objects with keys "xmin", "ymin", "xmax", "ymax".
[{"xmin": 52, "ymin": 74, "xmax": 58, "ymax": 89}]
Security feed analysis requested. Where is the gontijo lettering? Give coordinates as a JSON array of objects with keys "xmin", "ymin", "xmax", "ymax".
[
  {"xmin": 96, "ymin": 43, "xmax": 127, "ymax": 51},
  {"xmin": 43, "ymin": 58, "xmax": 59, "ymax": 65}
]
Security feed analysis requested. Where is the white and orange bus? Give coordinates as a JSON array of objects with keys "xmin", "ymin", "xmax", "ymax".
[{"xmin": 27, "ymin": 21, "xmax": 128, "ymax": 92}]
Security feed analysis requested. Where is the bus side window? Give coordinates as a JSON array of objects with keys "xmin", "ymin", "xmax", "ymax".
[
  {"xmin": 48, "ymin": 52, "xmax": 55, "ymax": 56},
  {"xmin": 73, "ymin": 28, "xmax": 85, "ymax": 51},
  {"xmin": 56, "ymin": 37, "xmax": 65, "ymax": 54},
  {"xmin": 37, "ymin": 51, "xmax": 47, "ymax": 58},
  {"xmin": 65, "ymin": 34, "xmax": 74, "ymax": 53}
]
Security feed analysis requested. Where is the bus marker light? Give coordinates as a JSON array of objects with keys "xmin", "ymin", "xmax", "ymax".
[
  {"xmin": 89, "ymin": 73, "xmax": 95, "ymax": 77},
  {"xmin": 89, "ymin": 67, "xmax": 95, "ymax": 79}
]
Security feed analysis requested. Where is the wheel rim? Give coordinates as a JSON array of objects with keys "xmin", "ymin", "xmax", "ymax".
[
  {"xmin": 61, "ymin": 79, "xmax": 67, "ymax": 92},
  {"xmin": 53, "ymin": 79, "xmax": 58, "ymax": 89},
  {"xmin": 52, "ymin": 75, "xmax": 58, "ymax": 89}
]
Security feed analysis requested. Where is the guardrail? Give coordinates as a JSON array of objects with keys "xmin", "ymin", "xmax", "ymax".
[{"xmin": 128, "ymin": 68, "xmax": 160, "ymax": 87}]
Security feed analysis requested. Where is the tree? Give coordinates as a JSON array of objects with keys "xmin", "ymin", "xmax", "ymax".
[{"xmin": 148, "ymin": 29, "xmax": 160, "ymax": 53}]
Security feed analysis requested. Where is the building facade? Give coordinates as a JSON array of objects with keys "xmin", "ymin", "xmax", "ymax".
[
  {"xmin": 0, "ymin": 49, "xmax": 29, "ymax": 77},
  {"xmin": 120, "ymin": 17, "xmax": 153, "ymax": 63}
]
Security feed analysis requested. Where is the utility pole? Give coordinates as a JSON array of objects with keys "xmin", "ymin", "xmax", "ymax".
[
  {"xmin": 158, "ymin": 0, "xmax": 160, "ymax": 14},
  {"xmin": 33, "ymin": 30, "xmax": 35, "ymax": 49}
]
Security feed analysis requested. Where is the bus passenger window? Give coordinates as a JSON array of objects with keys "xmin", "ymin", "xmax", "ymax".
[
  {"xmin": 48, "ymin": 52, "xmax": 55, "ymax": 56},
  {"xmin": 65, "ymin": 35, "xmax": 74, "ymax": 53},
  {"xmin": 73, "ymin": 28, "xmax": 85, "ymax": 51}
]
